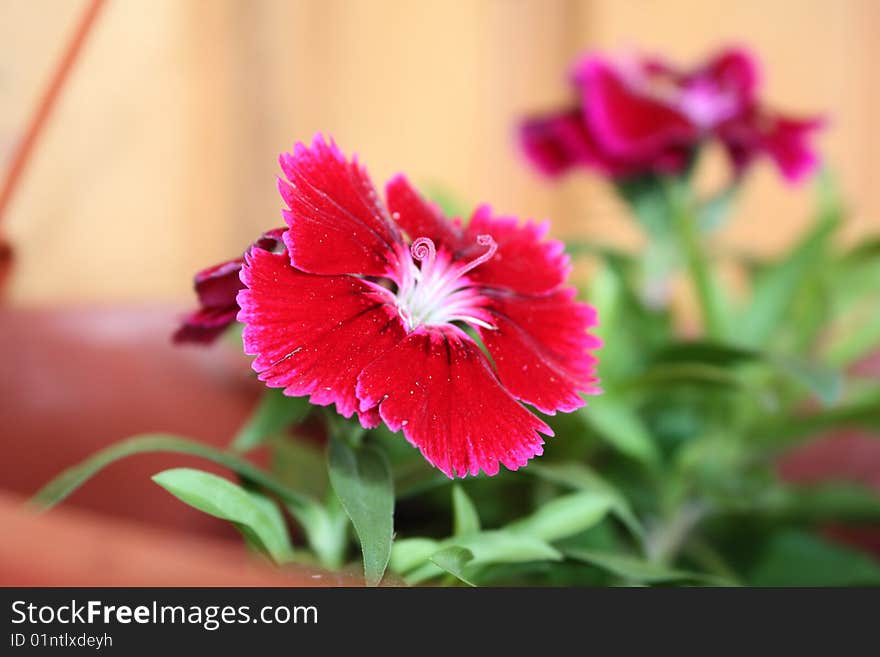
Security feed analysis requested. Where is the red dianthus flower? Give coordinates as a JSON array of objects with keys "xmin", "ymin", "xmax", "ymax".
[{"xmin": 235, "ymin": 136, "xmax": 601, "ymax": 478}]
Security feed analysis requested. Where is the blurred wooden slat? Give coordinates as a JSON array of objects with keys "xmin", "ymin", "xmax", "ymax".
[{"xmin": 0, "ymin": 0, "xmax": 877, "ymax": 302}]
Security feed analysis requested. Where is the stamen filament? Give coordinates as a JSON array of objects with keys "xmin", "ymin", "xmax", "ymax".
[{"xmin": 457, "ymin": 234, "xmax": 498, "ymax": 277}]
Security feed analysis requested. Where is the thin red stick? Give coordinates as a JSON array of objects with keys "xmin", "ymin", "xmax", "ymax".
[{"xmin": 0, "ymin": 0, "xmax": 106, "ymax": 222}]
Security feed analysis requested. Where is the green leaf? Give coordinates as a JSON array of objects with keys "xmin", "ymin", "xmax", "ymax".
[
  {"xmin": 283, "ymin": 494, "xmax": 348, "ymax": 570},
  {"xmin": 615, "ymin": 175, "xmax": 671, "ymax": 236},
  {"xmin": 271, "ymin": 436, "xmax": 328, "ymax": 500},
  {"xmin": 31, "ymin": 433, "xmax": 319, "ymax": 512},
  {"xmin": 452, "ymin": 485, "xmax": 481, "ymax": 536},
  {"xmin": 772, "ymin": 356, "xmax": 843, "ymax": 406},
  {"xmin": 654, "ymin": 340, "xmax": 844, "ymax": 405},
  {"xmin": 652, "ymin": 340, "xmax": 760, "ymax": 367},
  {"xmin": 328, "ymin": 436, "xmax": 394, "ymax": 586},
  {"xmin": 640, "ymin": 232, "xmax": 680, "ymax": 306},
  {"xmin": 233, "ymin": 389, "xmax": 310, "ymax": 452},
  {"xmin": 746, "ymin": 483, "xmax": 880, "ymax": 523},
  {"xmin": 739, "ymin": 192, "xmax": 839, "ymax": 347},
  {"xmin": 588, "ymin": 246, "xmax": 674, "ymax": 383},
  {"xmin": 698, "ymin": 185, "xmax": 738, "ymax": 233},
  {"xmin": 430, "ymin": 546, "xmax": 476, "ymax": 586},
  {"xmin": 839, "ymin": 236, "xmax": 880, "ymax": 265},
  {"xmin": 564, "ymin": 548, "xmax": 728, "ymax": 585},
  {"xmin": 661, "ymin": 177, "xmax": 730, "ymax": 339},
  {"xmin": 748, "ymin": 529, "xmax": 880, "ymax": 586},
  {"xmin": 528, "ymin": 462, "xmax": 643, "ymax": 539},
  {"xmin": 28, "ymin": 433, "xmax": 343, "ymax": 567},
  {"xmin": 756, "ymin": 388, "xmax": 880, "ymax": 450},
  {"xmin": 458, "ymin": 531, "xmax": 562, "ymax": 565},
  {"xmin": 406, "ymin": 530, "xmax": 562, "ymax": 584},
  {"xmin": 390, "ymin": 538, "xmax": 441, "ymax": 574},
  {"xmin": 152, "ymin": 468, "xmax": 293, "ymax": 563},
  {"xmin": 626, "ymin": 362, "xmax": 743, "ymax": 391},
  {"xmin": 393, "ymin": 461, "xmax": 449, "ymax": 500},
  {"xmin": 506, "ymin": 491, "xmax": 613, "ymax": 543},
  {"xmin": 582, "ymin": 395, "xmax": 660, "ymax": 466},
  {"xmin": 827, "ymin": 310, "xmax": 880, "ymax": 367}
]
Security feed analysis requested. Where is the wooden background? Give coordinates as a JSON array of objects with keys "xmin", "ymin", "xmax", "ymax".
[{"xmin": 1, "ymin": 0, "xmax": 878, "ymax": 302}]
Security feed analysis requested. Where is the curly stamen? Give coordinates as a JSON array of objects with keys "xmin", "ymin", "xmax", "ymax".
[
  {"xmin": 410, "ymin": 237, "xmax": 436, "ymax": 265},
  {"xmin": 457, "ymin": 234, "xmax": 497, "ymax": 277}
]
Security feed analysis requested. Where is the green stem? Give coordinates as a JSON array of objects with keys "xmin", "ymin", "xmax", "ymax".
[
  {"xmin": 322, "ymin": 407, "xmax": 366, "ymax": 447},
  {"xmin": 665, "ymin": 180, "xmax": 727, "ymax": 340},
  {"xmin": 682, "ymin": 538, "xmax": 742, "ymax": 584},
  {"xmin": 645, "ymin": 500, "xmax": 708, "ymax": 566}
]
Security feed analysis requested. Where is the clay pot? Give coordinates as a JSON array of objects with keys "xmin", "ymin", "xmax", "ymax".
[
  {"xmin": 0, "ymin": 305, "xmax": 261, "ymax": 539},
  {"xmin": 0, "ymin": 491, "xmax": 364, "ymax": 586}
]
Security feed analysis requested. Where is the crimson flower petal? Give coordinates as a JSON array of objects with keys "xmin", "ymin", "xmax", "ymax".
[
  {"xmin": 278, "ymin": 135, "xmax": 403, "ymax": 277},
  {"xmin": 760, "ymin": 114, "xmax": 825, "ymax": 183},
  {"xmin": 385, "ymin": 174, "xmax": 464, "ymax": 250},
  {"xmin": 356, "ymin": 328, "xmax": 552, "ymax": 478},
  {"xmin": 519, "ymin": 108, "xmax": 598, "ymax": 177},
  {"xmin": 719, "ymin": 110, "xmax": 825, "ymax": 183},
  {"xmin": 356, "ymin": 405, "xmax": 383, "ymax": 430},
  {"xmin": 462, "ymin": 205, "xmax": 570, "ymax": 296},
  {"xmin": 696, "ymin": 47, "xmax": 761, "ymax": 112},
  {"xmin": 238, "ymin": 248, "xmax": 406, "ymax": 423},
  {"xmin": 480, "ymin": 289, "xmax": 601, "ymax": 414},
  {"xmin": 575, "ymin": 56, "xmax": 697, "ymax": 160}
]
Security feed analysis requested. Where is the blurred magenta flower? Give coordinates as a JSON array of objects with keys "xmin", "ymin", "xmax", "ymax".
[
  {"xmin": 235, "ymin": 135, "xmax": 601, "ymax": 478},
  {"xmin": 173, "ymin": 229, "xmax": 285, "ymax": 344},
  {"xmin": 520, "ymin": 47, "xmax": 823, "ymax": 183},
  {"xmin": 717, "ymin": 109, "xmax": 825, "ymax": 183}
]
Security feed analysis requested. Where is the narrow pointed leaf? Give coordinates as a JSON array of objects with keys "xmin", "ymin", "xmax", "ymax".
[
  {"xmin": 405, "ymin": 531, "xmax": 562, "ymax": 584},
  {"xmin": 529, "ymin": 462, "xmax": 643, "ymax": 539},
  {"xmin": 582, "ymin": 396, "xmax": 660, "ymax": 466},
  {"xmin": 739, "ymin": 195, "xmax": 839, "ymax": 347},
  {"xmin": 430, "ymin": 546, "xmax": 476, "ymax": 586},
  {"xmin": 390, "ymin": 538, "xmax": 441, "ymax": 574},
  {"xmin": 772, "ymin": 356, "xmax": 843, "ymax": 406},
  {"xmin": 233, "ymin": 389, "xmax": 310, "ymax": 452},
  {"xmin": 29, "ymin": 434, "xmax": 341, "ymax": 565},
  {"xmin": 152, "ymin": 468, "xmax": 293, "ymax": 563},
  {"xmin": 452, "ymin": 485, "xmax": 481, "ymax": 536},
  {"xmin": 748, "ymin": 530, "xmax": 880, "ymax": 586},
  {"xmin": 31, "ymin": 433, "xmax": 319, "ymax": 513},
  {"xmin": 506, "ymin": 491, "xmax": 614, "ymax": 543},
  {"xmin": 698, "ymin": 185, "xmax": 738, "ymax": 232},
  {"xmin": 564, "ymin": 547, "xmax": 730, "ymax": 585},
  {"xmin": 328, "ymin": 436, "xmax": 394, "ymax": 586},
  {"xmin": 756, "ymin": 389, "xmax": 880, "ymax": 450}
]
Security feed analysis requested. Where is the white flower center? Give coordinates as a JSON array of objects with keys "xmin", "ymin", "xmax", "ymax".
[
  {"xmin": 678, "ymin": 81, "xmax": 738, "ymax": 128},
  {"xmin": 394, "ymin": 235, "xmax": 497, "ymax": 331}
]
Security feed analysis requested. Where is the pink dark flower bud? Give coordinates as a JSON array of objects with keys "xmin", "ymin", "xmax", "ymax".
[{"xmin": 173, "ymin": 229, "xmax": 285, "ymax": 345}]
